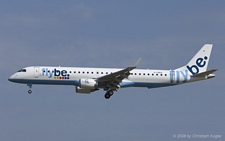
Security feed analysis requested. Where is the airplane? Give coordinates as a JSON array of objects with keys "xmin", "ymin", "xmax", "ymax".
[{"xmin": 8, "ymin": 44, "xmax": 217, "ymax": 99}]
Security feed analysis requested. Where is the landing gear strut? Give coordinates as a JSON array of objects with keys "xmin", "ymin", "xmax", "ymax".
[
  {"xmin": 27, "ymin": 84, "xmax": 32, "ymax": 94},
  {"xmin": 104, "ymin": 90, "xmax": 114, "ymax": 99}
]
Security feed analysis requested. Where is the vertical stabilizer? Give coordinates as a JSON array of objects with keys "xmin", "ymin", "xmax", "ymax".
[{"xmin": 175, "ymin": 44, "xmax": 213, "ymax": 75}]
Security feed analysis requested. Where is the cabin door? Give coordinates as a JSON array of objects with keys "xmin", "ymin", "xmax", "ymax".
[{"xmin": 34, "ymin": 67, "xmax": 39, "ymax": 78}]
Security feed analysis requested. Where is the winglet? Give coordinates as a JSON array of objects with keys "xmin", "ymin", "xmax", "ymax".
[
  {"xmin": 133, "ymin": 58, "xmax": 142, "ymax": 68},
  {"xmin": 126, "ymin": 58, "xmax": 141, "ymax": 71}
]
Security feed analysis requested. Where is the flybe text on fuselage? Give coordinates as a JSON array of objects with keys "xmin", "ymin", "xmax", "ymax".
[
  {"xmin": 170, "ymin": 70, "xmax": 188, "ymax": 84},
  {"xmin": 41, "ymin": 68, "xmax": 70, "ymax": 79}
]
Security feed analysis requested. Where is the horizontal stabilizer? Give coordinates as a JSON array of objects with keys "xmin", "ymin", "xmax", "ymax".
[{"xmin": 191, "ymin": 69, "xmax": 218, "ymax": 77}]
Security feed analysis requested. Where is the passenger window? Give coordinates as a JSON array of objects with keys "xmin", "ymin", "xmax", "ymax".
[{"xmin": 74, "ymin": 71, "xmax": 76, "ymax": 73}]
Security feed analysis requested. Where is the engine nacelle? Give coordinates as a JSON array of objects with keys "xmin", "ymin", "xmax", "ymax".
[{"xmin": 79, "ymin": 78, "xmax": 98, "ymax": 89}]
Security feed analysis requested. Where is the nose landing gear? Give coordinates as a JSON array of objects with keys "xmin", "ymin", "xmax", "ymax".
[
  {"xmin": 28, "ymin": 90, "xmax": 32, "ymax": 94},
  {"xmin": 27, "ymin": 84, "xmax": 32, "ymax": 94}
]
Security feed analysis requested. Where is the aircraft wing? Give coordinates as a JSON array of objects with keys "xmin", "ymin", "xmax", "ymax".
[{"xmin": 97, "ymin": 58, "xmax": 141, "ymax": 90}]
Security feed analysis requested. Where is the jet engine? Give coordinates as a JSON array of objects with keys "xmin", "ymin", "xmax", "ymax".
[
  {"xmin": 79, "ymin": 78, "xmax": 98, "ymax": 89},
  {"xmin": 75, "ymin": 79, "xmax": 98, "ymax": 94}
]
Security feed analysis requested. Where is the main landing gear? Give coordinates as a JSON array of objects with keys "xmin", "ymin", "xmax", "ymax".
[
  {"xmin": 104, "ymin": 90, "xmax": 114, "ymax": 99},
  {"xmin": 27, "ymin": 84, "xmax": 32, "ymax": 94}
]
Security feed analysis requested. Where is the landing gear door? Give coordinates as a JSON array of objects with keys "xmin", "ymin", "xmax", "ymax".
[{"xmin": 34, "ymin": 67, "xmax": 39, "ymax": 78}]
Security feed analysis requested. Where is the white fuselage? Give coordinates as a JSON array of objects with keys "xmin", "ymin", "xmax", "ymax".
[
  {"xmin": 8, "ymin": 44, "xmax": 216, "ymax": 99},
  {"xmin": 9, "ymin": 66, "xmax": 205, "ymax": 89}
]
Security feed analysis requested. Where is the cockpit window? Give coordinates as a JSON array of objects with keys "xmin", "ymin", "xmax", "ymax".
[{"xmin": 18, "ymin": 69, "xmax": 26, "ymax": 72}]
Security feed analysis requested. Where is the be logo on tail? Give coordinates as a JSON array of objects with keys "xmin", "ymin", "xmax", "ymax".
[{"xmin": 186, "ymin": 56, "xmax": 208, "ymax": 75}]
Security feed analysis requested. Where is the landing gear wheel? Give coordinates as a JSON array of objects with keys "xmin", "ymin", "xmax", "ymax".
[
  {"xmin": 28, "ymin": 90, "xmax": 32, "ymax": 94},
  {"xmin": 104, "ymin": 90, "xmax": 114, "ymax": 99},
  {"xmin": 104, "ymin": 93, "xmax": 110, "ymax": 99},
  {"xmin": 108, "ymin": 90, "xmax": 114, "ymax": 96}
]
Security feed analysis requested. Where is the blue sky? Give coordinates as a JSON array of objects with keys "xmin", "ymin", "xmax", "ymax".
[{"xmin": 1, "ymin": 1, "xmax": 225, "ymax": 141}]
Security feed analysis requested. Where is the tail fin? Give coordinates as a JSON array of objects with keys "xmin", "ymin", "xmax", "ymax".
[{"xmin": 175, "ymin": 44, "xmax": 213, "ymax": 75}]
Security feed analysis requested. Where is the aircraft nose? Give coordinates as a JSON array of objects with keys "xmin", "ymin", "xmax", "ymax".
[{"xmin": 8, "ymin": 75, "xmax": 15, "ymax": 82}]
